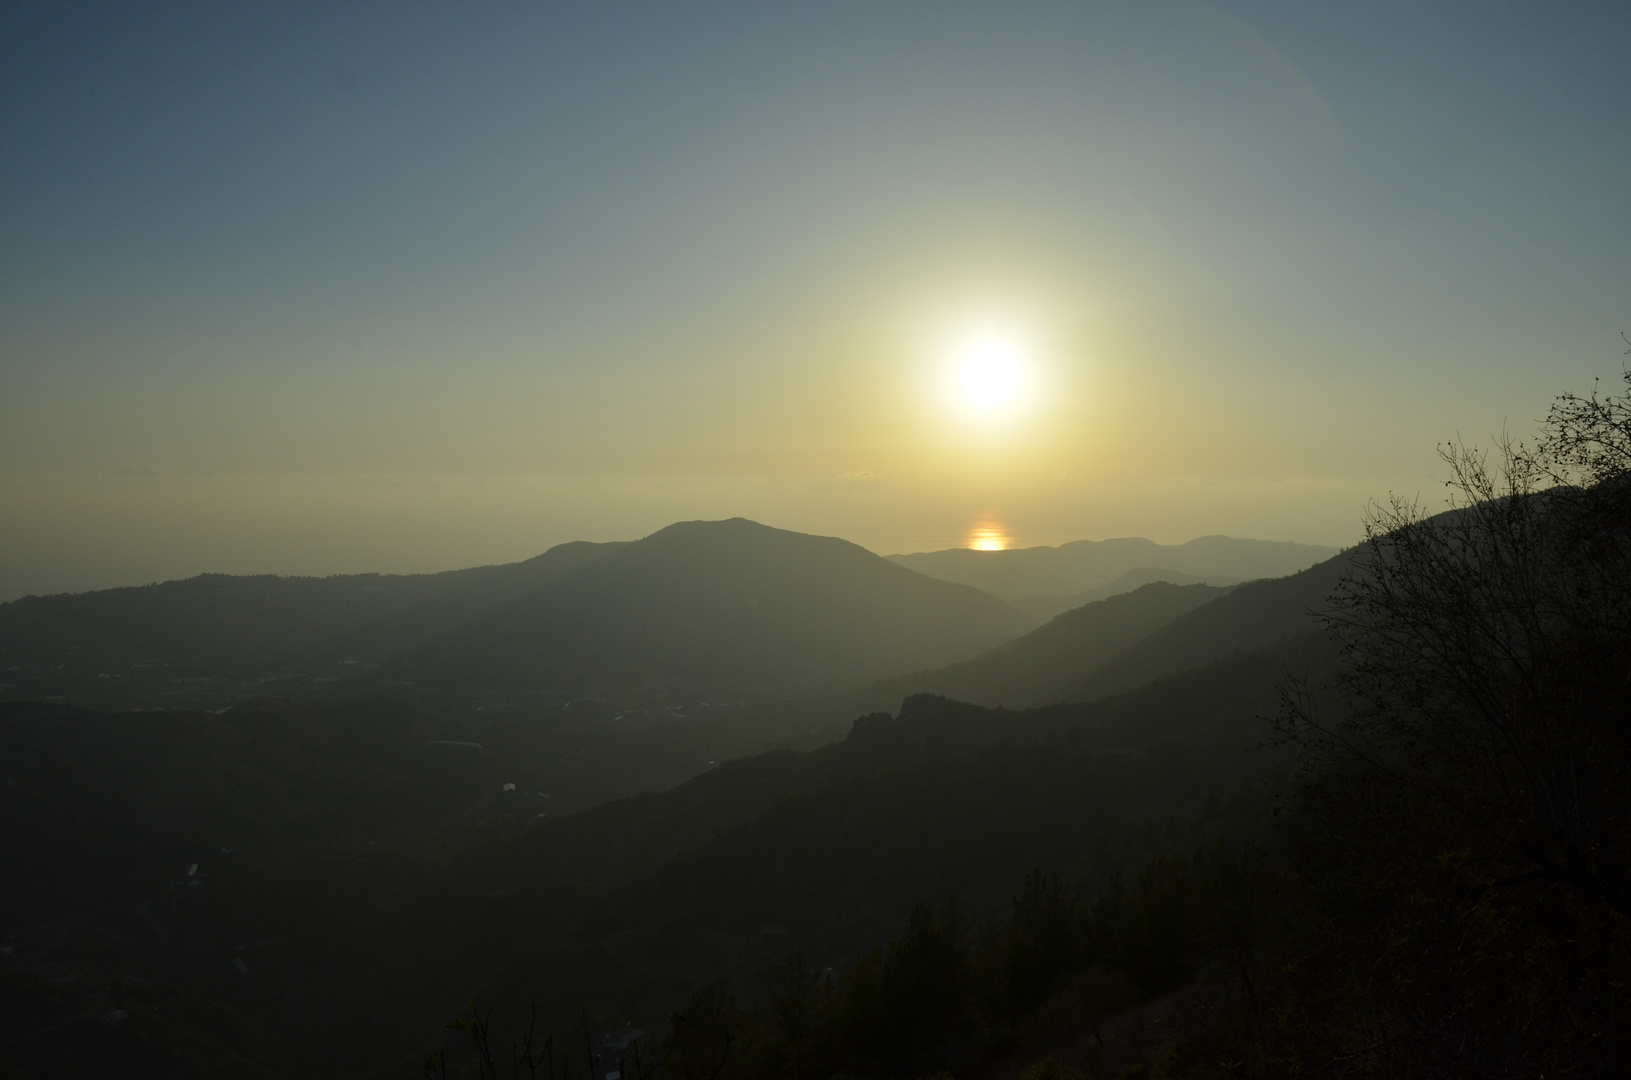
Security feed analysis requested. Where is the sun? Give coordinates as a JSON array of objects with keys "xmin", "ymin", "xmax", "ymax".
[{"xmin": 943, "ymin": 325, "xmax": 1034, "ymax": 421}]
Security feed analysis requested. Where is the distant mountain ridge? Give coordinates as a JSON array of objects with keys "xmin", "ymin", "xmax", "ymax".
[
  {"xmin": 387, "ymin": 518, "xmax": 1035, "ymax": 694},
  {"xmin": 1054, "ymin": 550, "xmax": 1352, "ymax": 702},
  {"xmin": 0, "ymin": 519, "xmax": 1035, "ymax": 702},
  {"xmin": 849, "ymin": 580, "xmax": 1233, "ymax": 712},
  {"xmin": 888, "ymin": 534, "xmax": 1339, "ymax": 599},
  {"xmin": 0, "ymin": 521, "xmax": 1344, "ymax": 709},
  {"xmin": 842, "ymin": 547, "xmax": 1354, "ymax": 716},
  {"xmin": 1006, "ymin": 566, "xmax": 1248, "ymax": 620},
  {"xmin": 0, "ymin": 541, "xmax": 626, "ymax": 679}
]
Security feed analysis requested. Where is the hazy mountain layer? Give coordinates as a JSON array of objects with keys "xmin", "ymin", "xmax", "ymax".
[
  {"xmin": 0, "ymin": 539, "xmax": 625, "ymax": 685},
  {"xmin": 840, "ymin": 548, "xmax": 1354, "ymax": 725},
  {"xmin": 385, "ymin": 518, "xmax": 1037, "ymax": 695},
  {"xmin": 1006, "ymin": 566, "xmax": 1247, "ymax": 620},
  {"xmin": 889, "ymin": 534, "xmax": 1338, "ymax": 598},
  {"xmin": 1055, "ymin": 550, "xmax": 1352, "ymax": 702},
  {"xmin": 0, "ymin": 520, "xmax": 1040, "ymax": 704},
  {"xmin": 849, "ymin": 581, "xmax": 1233, "ymax": 712}
]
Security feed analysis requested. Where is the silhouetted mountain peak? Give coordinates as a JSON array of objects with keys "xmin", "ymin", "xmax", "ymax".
[
  {"xmin": 382, "ymin": 519, "xmax": 1037, "ymax": 695},
  {"xmin": 614, "ymin": 517, "xmax": 881, "ymax": 573}
]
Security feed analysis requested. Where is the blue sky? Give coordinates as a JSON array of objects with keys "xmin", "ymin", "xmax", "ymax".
[{"xmin": 2, "ymin": 2, "xmax": 1628, "ymax": 597}]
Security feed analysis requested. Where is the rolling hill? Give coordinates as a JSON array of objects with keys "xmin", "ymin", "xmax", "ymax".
[
  {"xmin": 0, "ymin": 539, "xmax": 625, "ymax": 685},
  {"xmin": 1005, "ymin": 566, "xmax": 1247, "ymax": 620},
  {"xmin": 0, "ymin": 520, "xmax": 1041, "ymax": 705},
  {"xmin": 848, "ymin": 581, "xmax": 1233, "ymax": 712},
  {"xmin": 383, "ymin": 518, "xmax": 1037, "ymax": 695},
  {"xmin": 835, "ymin": 547, "xmax": 1355, "ymax": 721},
  {"xmin": 1053, "ymin": 549, "xmax": 1352, "ymax": 702}
]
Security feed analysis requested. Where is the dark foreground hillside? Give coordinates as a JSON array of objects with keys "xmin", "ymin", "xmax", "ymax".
[{"xmin": 0, "ymin": 629, "xmax": 1325, "ymax": 1076}]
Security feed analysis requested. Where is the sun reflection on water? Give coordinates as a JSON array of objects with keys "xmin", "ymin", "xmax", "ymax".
[{"xmin": 968, "ymin": 519, "xmax": 1011, "ymax": 551}]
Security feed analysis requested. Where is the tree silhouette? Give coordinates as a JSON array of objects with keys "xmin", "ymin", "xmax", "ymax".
[
  {"xmin": 1276, "ymin": 368, "xmax": 1631, "ymax": 1074},
  {"xmin": 1292, "ymin": 373, "xmax": 1631, "ymax": 913}
]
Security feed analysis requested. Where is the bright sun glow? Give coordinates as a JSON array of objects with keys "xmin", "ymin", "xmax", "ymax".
[
  {"xmin": 944, "ymin": 327, "xmax": 1034, "ymax": 421},
  {"xmin": 968, "ymin": 518, "xmax": 1011, "ymax": 551}
]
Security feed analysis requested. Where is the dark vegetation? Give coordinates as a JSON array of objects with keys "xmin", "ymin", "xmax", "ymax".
[
  {"xmin": 0, "ymin": 638, "xmax": 1304, "ymax": 1075},
  {"xmin": 4, "ymin": 378, "xmax": 1624, "ymax": 1078}
]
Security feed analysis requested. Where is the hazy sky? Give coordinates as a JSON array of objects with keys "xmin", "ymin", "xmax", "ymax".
[{"xmin": 3, "ymin": 2, "xmax": 1629, "ymax": 598}]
